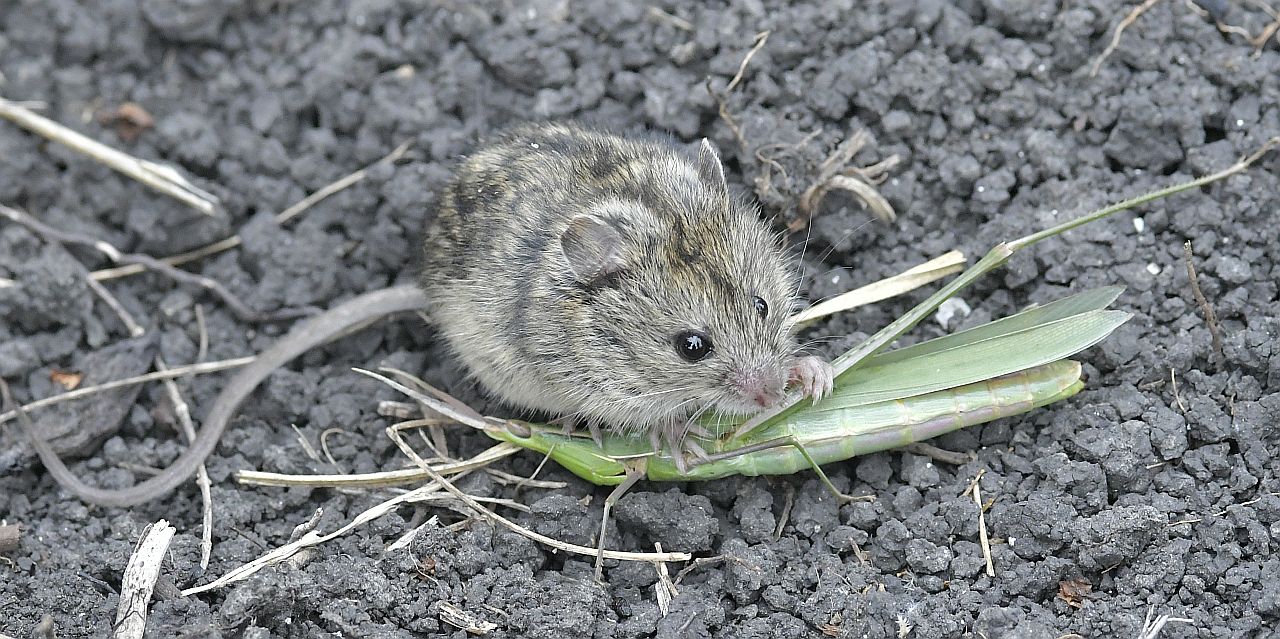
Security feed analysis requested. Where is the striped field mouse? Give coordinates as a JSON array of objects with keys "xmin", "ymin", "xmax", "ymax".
[
  {"xmin": 16, "ymin": 121, "xmax": 833, "ymax": 505},
  {"xmin": 420, "ymin": 122, "xmax": 833, "ymax": 468}
]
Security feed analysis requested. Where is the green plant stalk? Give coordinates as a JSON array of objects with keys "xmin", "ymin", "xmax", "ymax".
[{"xmin": 487, "ymin": 359, "xmax": 1083, "ymax": 485}]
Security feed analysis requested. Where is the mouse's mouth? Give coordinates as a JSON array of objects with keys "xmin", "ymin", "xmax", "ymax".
[{"xmin": 713, "ymin": 390, "xmax": 787, "ymax": 418}]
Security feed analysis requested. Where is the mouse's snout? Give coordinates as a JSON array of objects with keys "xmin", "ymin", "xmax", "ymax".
[{"xmin": 730, "ymin": 365, "xmax": 788, "ymax": 409}]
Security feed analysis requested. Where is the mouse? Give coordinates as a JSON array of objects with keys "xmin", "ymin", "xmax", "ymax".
[
  {"xmin": 419, "ymin": 122, "xmax": 833, "ymax": 468},
  {"xmin": 11, "ymin": 121, "xmax": 832, "ymax": 506}
]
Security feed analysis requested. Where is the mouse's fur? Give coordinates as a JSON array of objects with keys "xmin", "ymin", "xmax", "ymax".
[{"xmin": 420, "ymin": 122, "xmax": 826, "ymax": 446}]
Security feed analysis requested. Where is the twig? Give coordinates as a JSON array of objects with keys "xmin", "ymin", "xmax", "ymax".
[
  {"xmin": 483, "ymin": 467, "xmax": 566, "ymax": 489},
  {"xmin": 155, "ymin": 357, "xmax": 213, "ymax": 570},
  {"xmin": 85, "ymin": 275, "xmax": 146, "ymax": 337},
  {"xmin": 277, "ymin": 139, "xmax": 412, "ymax": 224},
  {"xmin": 91, "ymin": 236, "xmax": 241, "ymax": 282},
  {"xmin": 183, "ymin": 480, "xmax": 451, "ymax": 595},
  {"xmin": 646, "ymin": 6, "xmax": 694, "ymax": 31},
  {"xmin": 1170, "ymin": 369, "xmax": 1187, "ymax": 412},
  {"xmin": 773, "ymin": 483, "xmax": 795, "ymax": 542},
  {"xmin": 0, "ymin": 356, "xmax": 253, "ymax": 426},
  {"xmin": 673, "ymin": 555, "xmax": 743, "ymax": 585},
  {"xmin": 112, "ymin": 520, "xmax": 176, "ymax": 639},
  {"xmin": 966, "ymin": 469, "xmax": 996, "ymax": 577},
  {"xmin": 89, "ymin": 140, "xmax": 412, "ymax": 281},
  {"xmin": 705, "ymin": 32, "xmax": 770, "ymax": 155},
  {"xmin": 3, "ymin": 212, "xmax": 146, "ymax": 336},
  {"xmin": 194, "ymin": 304, "xmax": 209, "ymax": 362},
  {"xmin": 1090, "ymin": 0, "xmax": 1164, "ymax": 77},
  {"xmin": 1182, "ymin": 241, "xmax": 1225, "ymax": 367},
  {"xmin": 725, "ymin": 31, "xmax": 769, "ymax": 93},
  {"xmin": 318, "ymin": 427, "xmax": 347, "ymax": 469},
  {"xmin": 383, "ymin": 422, "xmax": 692, "ymax": 565},
  {"xmin": 235, "ymin": 443, "xmax": 520, "ymax": 488},
  {"xmin": 903, "ymin": 441, "xmax": 974, "ymax": 466},
  {"xmin": 0, "ymin": 97, "xmax": 221, "ymax": 216},
  {"xmin": 1137, "ymin": 606, "xmax": 1194, "ymax": 639},
  {"xmin": 0, "ymin": 204, "xmax": 310, "ymax": 322}
]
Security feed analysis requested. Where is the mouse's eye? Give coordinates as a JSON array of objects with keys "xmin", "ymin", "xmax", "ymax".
[
  {"xmin": 752, "ymin": 296, "xmax": 768, "ymax": 318},
  {"xmin": 673, "ymin": 330, "xmax": 713, "ymax": 362}
]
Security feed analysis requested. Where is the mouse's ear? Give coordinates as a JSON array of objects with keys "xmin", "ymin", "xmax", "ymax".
[
  {"xmin": 694, "ymin": 138, "xmax": 729, "ymax": 197},
  {"xmin": 561, "ymin": 215, "xmax": 624, "ymax": 283}
]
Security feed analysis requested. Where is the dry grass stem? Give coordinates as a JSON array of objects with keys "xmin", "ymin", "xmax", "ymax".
[
  {"xmin": 0, "ymin": 356, "xmax": 254, "ymax": 426},
  {"xmin": 653, "ymin": 542, "xmax": 678, "ymax": 617},
  {"xmin": 381, "ymin": 414, "xmax": 692, "ymax": 565},
  {"xmin": 793, "ymin": 251, "xmax": 966, "ymax": 325},
  {"xmin": 439, "ymin": 602, "xmax": 498, "ymax": 635},
  {"xmin": 725, "ymin": 31, "xmax": 769, "ymax": 93},
  {"xmin": 966, "ymin": 469, "xmax": 996, "ymax": 577},
  {"xmin": 112, "ymin": 520, "xmax": 175, "ymax": 639},
  {"xmin": 646, "ymin": 6, "xmax": 694, "ymax": 31},
  {"xmin": 0, "ymin": 204, "xmax": 309, "ymax": 322},
  {"xmin": 155, "ymin": 356, "xmax": 213, "ymax": 570},
  {"xmin": 0, "ymin": 97, "xmax": 221, "ymax": 216},
  {"xmin": 194, "ymin": 304, "xmax": 209, "ymax": 362},
  {"xmin": 1170, "ymin": 368, "xmax": 1187, "ymax": 412},
  {"xmin": 91, "ymin": 236, "xmax": 242, "ymax": 282},
  {"xmin": 707, "ymin": 31, "xmax": 771, "ymax": 155},
  {"xmin": 797, "ymin": 129, "xmax": 900, "ymax": 226},
  {"xmin": 277, "ymin": 139, "xmax": 412, "ymax": 224},
  {"xmin": 1137, "ymin": 607, "xmax": 1194, "ymax": 639},
  {"xmin": 354, "ymin": 368, "xmax": 491, "ymax": 430},
  {"xmin": 384, "ymin": 515, "xmax": 438, "ymax": 554},
  {"xmin": 183, "ymin": 480, "xmax": 452, "ymax": 595},
  {"xmin": 484, "ymin": 467, "xmax": 567, "ymax": 489},
  {"xmin": 236, "ymin": 442, "xmax": 520, "ymax": 488},
  {"xmin": 85, "ymin": 276, "xmax": 145, "ymax": 337},
  {"xmin": 89, "ymin": 140, "xmax": 412, "ymax": 281},
  {"xmin": 1090, "ymin": 0, "xmax": 1164, "ymax": 77}
]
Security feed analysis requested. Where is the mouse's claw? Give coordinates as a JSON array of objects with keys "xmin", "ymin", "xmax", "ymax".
[
  {"xmin": 790, "ymin": 355, "xmax": 834, "ymax": 404},
  {"xmin": 650, "ymin": 420, "xmax": 710, "ymax": 474},
  {"xmin": 553, "ymin": 414, "xmax": 579, "ymax": 438}
]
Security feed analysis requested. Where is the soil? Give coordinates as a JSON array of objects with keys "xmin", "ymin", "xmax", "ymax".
[{"xmin": 2, "ymin": 1, "xmax": 1279, "ymax": 637}]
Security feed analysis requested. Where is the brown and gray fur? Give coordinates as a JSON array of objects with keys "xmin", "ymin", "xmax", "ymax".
[{"xmin": 420, "ymin": 122, "xmax": 825, "ymax": 447}]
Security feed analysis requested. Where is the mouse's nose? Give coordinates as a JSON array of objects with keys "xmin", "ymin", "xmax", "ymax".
[{"xmin": 732, "ymin": 367, "xmax": 786, "ymax": 408}]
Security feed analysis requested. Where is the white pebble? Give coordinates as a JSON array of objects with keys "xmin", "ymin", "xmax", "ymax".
[
  {"xmin": 935, "ymin": 297, "xmax": 971, "ymax": 329},
  {"xmin": 1147, "ymin": 263, "xmax": 1161, "ymax": 275},
  {"xmin": 1133, "ymin": 217, "xmax": 1145, "ymax": 233}
]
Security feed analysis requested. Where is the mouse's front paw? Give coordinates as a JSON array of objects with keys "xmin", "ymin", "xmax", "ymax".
[{"xmin": 789, "ymin": 356, "xmax": 834, "ymax": 403}]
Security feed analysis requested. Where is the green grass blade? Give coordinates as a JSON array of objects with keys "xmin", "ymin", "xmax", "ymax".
[
  {"xmin": 862, "ymin": 286, "xmax": 1124, "ymax": 368},
  {"xmin": 825, "ymin": 308, "xmax": 1129, "ymax": 409}
]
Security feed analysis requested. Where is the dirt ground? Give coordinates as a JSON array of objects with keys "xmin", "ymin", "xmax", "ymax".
[{"xmin": 2, "ymin": 1, "xmax": 1279, "ymax": 637}]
